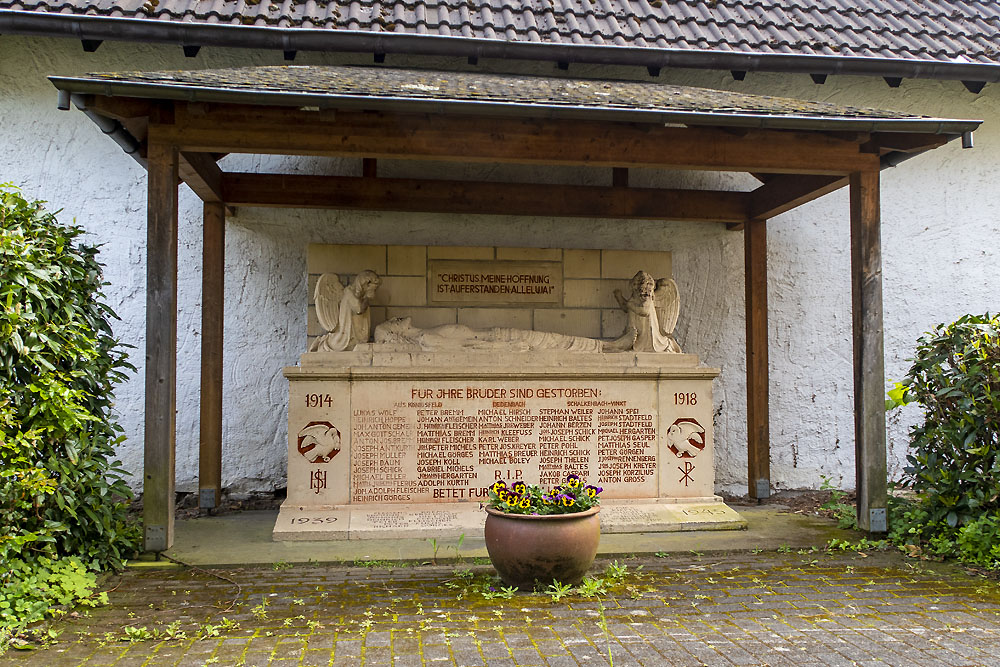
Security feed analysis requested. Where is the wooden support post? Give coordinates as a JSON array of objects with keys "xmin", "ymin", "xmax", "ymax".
[
  {"xmin": 362, "ymin": 158, "xmax": 378, "ymax": 178},
  {"xmin": 144, "ymin": 141, "xmax": 179, "ymax": 551},
  {"xmin": 199, "ymin": 201, "xmax": 225, "ymax": 509},
  {"xmin": 850, "ymin": 171, "xmax": 888, "ymax": 533},
  {"xmin": 745, "ymin": 218, "xmax": 770, "ymax": 500}
]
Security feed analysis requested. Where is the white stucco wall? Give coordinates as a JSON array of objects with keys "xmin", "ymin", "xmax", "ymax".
[{"xmin": 2, "ymin": 37, "xmax": 997, "ymax": 496}]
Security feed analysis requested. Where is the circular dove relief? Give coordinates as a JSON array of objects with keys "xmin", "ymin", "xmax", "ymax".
[
  {"xmin": 296, "ymin": 421, "xmax": 342, "ymax": 464},
  {"xmin": 665, "ymin": 418, "xmax": 706, "ymax": 459}
]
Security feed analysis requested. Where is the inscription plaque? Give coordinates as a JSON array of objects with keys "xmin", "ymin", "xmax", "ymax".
[
  {"xmin": 276, "ymin": 351, "xmax": 742, "ymax": 540},
  {"xmin": 349, "ymin": 380, "xmax": 660, "ymax": 503},
  {"xmin": 427, "ymin": 260, "xmax": 562, "ymax": 305}
]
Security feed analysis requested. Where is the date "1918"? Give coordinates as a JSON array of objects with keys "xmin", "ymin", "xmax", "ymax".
[{"xmin": 673, "ymin": 392, "xmax": 698, "ymax": 405}]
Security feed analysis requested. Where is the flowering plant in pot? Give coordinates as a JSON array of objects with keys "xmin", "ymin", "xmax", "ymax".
[{"xmin": 483, "ymin": 474, "xmax": 603, "ymax": 589}]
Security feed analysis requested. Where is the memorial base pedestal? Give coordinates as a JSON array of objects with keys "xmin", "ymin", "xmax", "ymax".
[
  {"xmin": 273, "ymin": 497, "xmax": 745, "ymax": 541},
  {"xmin": 276, "ymin": 349, "xmax": 739, "ymax": 541}
]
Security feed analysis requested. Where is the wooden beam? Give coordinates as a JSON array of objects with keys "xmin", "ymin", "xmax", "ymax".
[
  {"xmin": 362, "ymin": 158, "xmax": 378, "ymax": 178},
  {"xmin": 745, "ymin": 217, "xmax": 770, "ymax": 500},
  {"xmin": 863, "ymin": 132, "xmax": 950, "ymax": 154},
  {"xmin": 749, "ymin": 175, "xmax": 845, "ymax": 221},
  {"xmin": 850, "ymin": 170, "xmax": 888, "ymax": 533},
  {"xmin": 143, "ymin": 141, "xmax": 179, "ymax": 552},
  {"xmin": 221, "ymin": 173, "xmax": 751, "ymax": 223},
  {"xmin": 199, "ymin": 201, "xmax": 225, "ymax": 510},
  {"xmin": 179, "ymin": 152, "xmax": 224, "ymax": 203},
  {"xmin": 86, "ymin": 94, "xmax": 156, "ymax": 120},
  {"xmin": 155, "ymin": 110, "xmax": 879, "ymax": 175},
  {"xmin": 820, "ymin": 131, "xmax": 871, "ymax": 144},
  {"xmin": 612, "ymin": 167, "xmax": 629, "ymax": 187}
]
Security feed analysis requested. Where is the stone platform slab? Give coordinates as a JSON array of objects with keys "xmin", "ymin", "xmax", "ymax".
[{"xmin": 272, "ymin": 498, "xmax": 745, "ymax": 540}]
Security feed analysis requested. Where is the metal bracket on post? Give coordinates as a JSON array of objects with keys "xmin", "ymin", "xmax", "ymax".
[
  {"xmin": 199, "ymin": 488, "xmax": 218, "ymax": 510},
  {"xmin": 869, "ymin": 508, "xmax": 887, "ymax": 533},
  {"xmin": 144, "ymin": 526, "xmax": 167, "ymax": 553},
  {"xmin": 755, "ymin": 479, "xmax": 770, "ymax": 500}
]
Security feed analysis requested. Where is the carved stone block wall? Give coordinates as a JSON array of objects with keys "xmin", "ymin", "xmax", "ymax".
[{"xmin": 306, "ymin": 244, "xmax": 672, "ymax": 347}]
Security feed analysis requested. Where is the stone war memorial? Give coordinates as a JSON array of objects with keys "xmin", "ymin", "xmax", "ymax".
[
  {"xmin": 40, "ymin": 63, "xmax": 981, "ymax": 551},
  {"xmin": 275, "ymin": 243, "xmax": 744, "ymax": 540}
]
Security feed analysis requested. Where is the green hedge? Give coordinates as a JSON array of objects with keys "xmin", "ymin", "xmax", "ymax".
[
  {"xmin": 890, "ymin": 313, "xmax": 1000, "ymax": 568},
  {"xmin": 1, "ymin": 184, "xmax": 139, "ymax": 644}
]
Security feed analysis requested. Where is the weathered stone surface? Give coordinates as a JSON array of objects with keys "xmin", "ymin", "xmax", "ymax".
[
  {"xmin": 274, "ymin": 500, "xmax": 743, "ymax": 540},
  {"xmin": 278, "ymin": 350, "xmax": 727, "ymax": 539},
  {"xmin": 428, "ymin": 260, "xmax": 562, "ymax": 306},
  {"xmin": 305, "ymin": 246, "xmax": 675, "ymax": 358},
  {"xmin": 286, "ymin": 249, "xmax": 720, "ymax": 539},
  {"xmin": 309, "ymin": 271, "xmax": 380, "ymax": 353}
]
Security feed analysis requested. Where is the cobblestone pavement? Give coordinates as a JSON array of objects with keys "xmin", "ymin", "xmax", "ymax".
[{"xmin": 5, "ymin": 550, "xmax": 1000, "ymax": 667}]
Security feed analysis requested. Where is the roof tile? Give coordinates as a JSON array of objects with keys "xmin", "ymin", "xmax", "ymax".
[
  {"xmin": 5, "ymin": 0, "xmax": 1000, "ymax": 68},
  {"xmin": 57, "ymin": 63, "xmax": 945, "ymax": 120}
]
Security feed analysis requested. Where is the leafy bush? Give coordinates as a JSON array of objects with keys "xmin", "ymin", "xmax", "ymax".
[
  {"xmin": 889, "ymin": 314, "xmax": 1000, "ymax": 567},
  {"xmin": 0, "ymin": 184, "xmax": 139, "ymax": 645},
  {"xmin": 0, "ymin": 556, "xmax": 107, "ymax": 624},
  {"xmin": 899, "ymin": 314, "xmax": 1000, "ymax": 525}
]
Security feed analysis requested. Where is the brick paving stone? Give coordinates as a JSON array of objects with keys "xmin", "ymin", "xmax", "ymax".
[
  {"xmin": 810, "ymin": 652, "xmax": 858, "ymax": 667},
  {"xmin": 8, "ymin": 552, "xmax": 1000, "ymax": 667},
  {"xmin": 365, "ymin": 630, "xmax": 392, "ymax": 647},
  {"xmin": 365, "ymin": 645, "xmax": 393, "ymax": 662},
  {"xmin": 110, "ymin": 657, "xmax": 151, "ymax": 667},
  {"xmin": 236, "ymin": 651, "xmax": 271, "ymax": 666},
  {"xmin": 532, "ymin": 639, "xmax": 567, "ymax": 656},
  {"xmin": 423, "ymin": 644, "xmax": 453, "ymax": 662},
  {"xmin": 508, "ymin": 647, "xmax": 544, "ymax": 665}
]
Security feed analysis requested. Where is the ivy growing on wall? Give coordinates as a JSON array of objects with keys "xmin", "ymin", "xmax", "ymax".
[{"xmin": 0, "ymin": 184, "xmax": 139, "ymax": 647}]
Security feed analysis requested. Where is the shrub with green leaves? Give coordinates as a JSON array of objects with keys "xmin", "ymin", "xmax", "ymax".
[
  {"xmin": 1, "ymin": 184, "xmax": 139, "ymax": 643},
  {"xmin": 890, "ymin": 313, "xmax": 1000, "ymax": 567}
]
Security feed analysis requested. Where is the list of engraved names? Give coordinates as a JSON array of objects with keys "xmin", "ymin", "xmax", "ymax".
[{"xmin": 350, "ymin": 382, "xmax": 658, "ymax": 503}]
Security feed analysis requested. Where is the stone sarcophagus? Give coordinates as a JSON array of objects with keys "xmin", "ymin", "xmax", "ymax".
[{"xmin": 274, "ymin": 245, "xmax": 743, "ymax": 540}]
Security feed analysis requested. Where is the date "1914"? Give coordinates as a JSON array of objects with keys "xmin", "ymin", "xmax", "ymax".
[{"xmin": 305, "ymin": 393, "xmax": 334, "ymax": 408}]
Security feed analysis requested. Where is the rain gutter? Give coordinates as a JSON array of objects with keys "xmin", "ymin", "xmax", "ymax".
[
  {"xmin": 55, "ymin": 89, "xmax": 145, "ymax": 167},
  {"xmin": 8, "ymin": 10, "xmax": 1000, "ymax": 84},
  {"xmin": 48, "ymin": 75, "xmax": 983, "ymax": 135}
]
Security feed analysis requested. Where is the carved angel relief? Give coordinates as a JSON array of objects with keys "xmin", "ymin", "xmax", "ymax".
[
  {"xmin": 306, "ymin": 267, "xmax": 681, "ymax": 354},
  {"xmin": 614, "ymin": 270, "xmax": 682, "ymax": 353},
  {"xmin": 309, "ymin": 270, "xmax": 381, "ymax": 352}
]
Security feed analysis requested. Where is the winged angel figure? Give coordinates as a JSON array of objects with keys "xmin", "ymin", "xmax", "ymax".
[
  {"xmin": 614, "ymin": 271, "xmax": 682, "ymax": 353},
  {"xmin": 308, "ymin": 270, "xmax": 382, "ymax": 352}
]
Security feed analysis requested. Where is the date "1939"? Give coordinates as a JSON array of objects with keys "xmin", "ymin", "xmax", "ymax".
[{"xmin": 289, "ymin": 517, "xmax": 338, "ymax": 524}]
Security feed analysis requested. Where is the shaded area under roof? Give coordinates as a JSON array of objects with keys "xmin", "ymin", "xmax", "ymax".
[
  {"xmin": 49, "ymin": 65, "xmax": 982, "ymax": 133},
  {"xmin": 5, "ymin": 1, "xmax": 1000, "ymax": 83}
]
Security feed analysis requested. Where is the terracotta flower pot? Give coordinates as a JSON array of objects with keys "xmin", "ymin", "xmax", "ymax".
[{"xmin": 484, "ymin": 506, "xmax": 601, "ymax": 589}]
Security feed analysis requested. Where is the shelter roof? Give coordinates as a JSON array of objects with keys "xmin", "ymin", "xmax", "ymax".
[
  {"xmin": 5, "ymin": 1, "xmax": 1000, "ymax": 84},
  {"xmin": 49, "ymin": 65, "xmax": 980, "ymax": 133}
]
